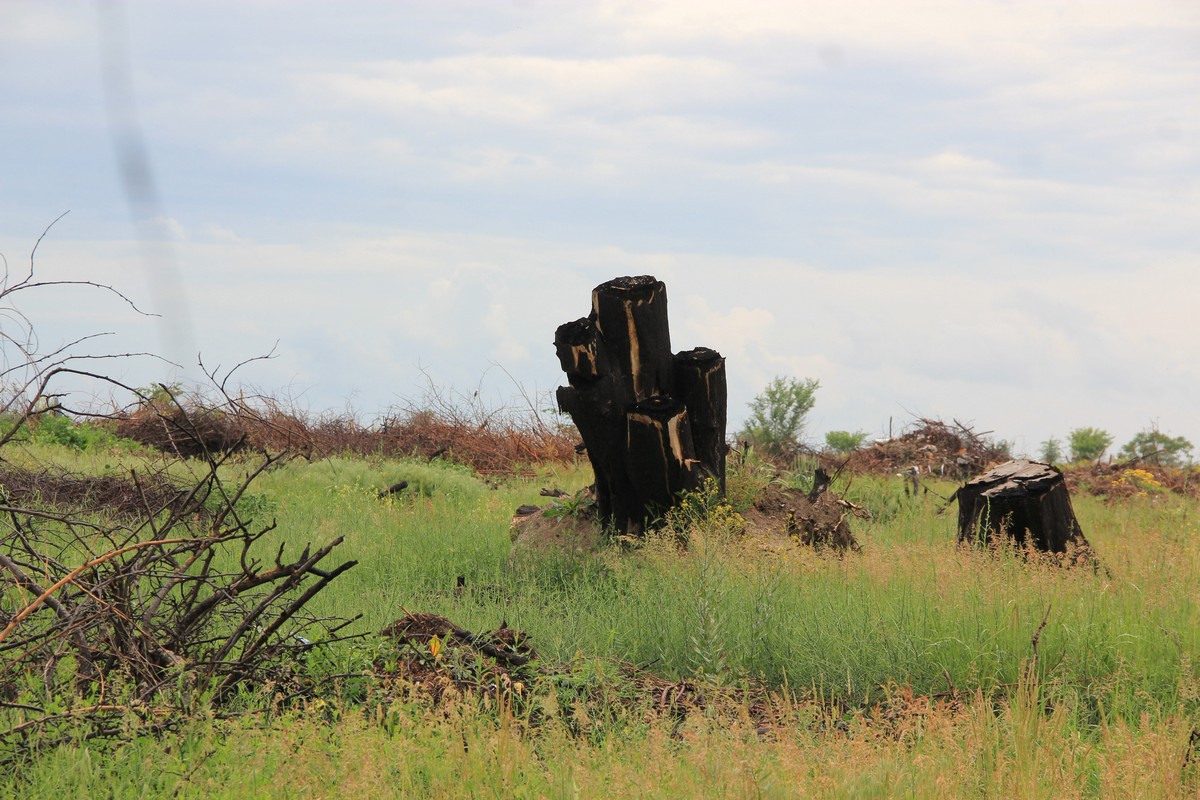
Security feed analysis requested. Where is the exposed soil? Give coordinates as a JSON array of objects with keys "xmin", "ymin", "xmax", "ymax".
[
  {"xmin": 740, "ymin": 483, "xmax": 860, "ymax": 550},
  {"xmin": 508, "ymin": 504, "xmax": 607, "ymax": 556},
  {"xmin": 509, "ymin": 480, "xmax": 861, "ymax": 557},
  {"xmin": 0, "ymin": 465, "xmax": 200, "ymax": 518}
]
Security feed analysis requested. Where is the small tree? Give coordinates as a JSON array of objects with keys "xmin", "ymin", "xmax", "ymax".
[
  {"xmin": 739, "ymin": 376, "xmax": 819, "ymax": 457},
  {"xmin": 1038, "ymin": 437, "xmax": 1063, "ymax": 464},
  {"xmin": 1120, "ymin": 427, "xmax": 1193, "ymax": 467},
  {"xmin": 825, "ymin": 429, "xmax": 868, "ymax": 454},
  {"xmin": 1068, "ymin": 427, "xmax": 1114, "ymax": 462}
]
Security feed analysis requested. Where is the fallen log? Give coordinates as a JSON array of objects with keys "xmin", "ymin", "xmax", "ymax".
[{"xmin": 376, "ymin": 480, "xmax": 409, "ymax": 499}]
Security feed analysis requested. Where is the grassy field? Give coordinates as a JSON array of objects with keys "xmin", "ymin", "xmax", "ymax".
[{"xmin": 3, "ymin": 445, "xmax": 1199, "ymax": 798}]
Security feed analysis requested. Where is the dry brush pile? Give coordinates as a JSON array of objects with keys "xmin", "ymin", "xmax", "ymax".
[
  {"xmin": 833, "ymin": 418, "xmax": 1011, "ymax": 479},
  {"xmin": 1063, "ymin": 460, "xmax": 1200, "ymax": 500},
  {"xmin": 114, "ymin": 383, "xmax": 578, "ymax": 475},
  {"xmin": 0, "ymin": 237, "xmax": 360, "ymax": 763},
  {"xmin": 0, "ymin": 403, "xmax": 360, "ymax": 763},
  {"xmin": 374, "ymin": 610, "xmax": 788, "ymax": 738}
]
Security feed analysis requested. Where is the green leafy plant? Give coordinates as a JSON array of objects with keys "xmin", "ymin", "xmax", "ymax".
[
  {"xmin": 1114, "ymin": 467, "xmax": 1165, "ymax": 495},
  {"xmin": 30, "ymin": 415, "xmax": 128, "ymax": 452},
  {"xmin": 543, "ymin": 487, "xmax": 596, "ymax": 519},
  {"xmin": 1120, "ymin": 427, "xmax": 1193, "ymax": 467},
  {"xmin": 824, "ymin": 430, "xmax": 868, "ymax": 454},
  {"xmin": 1038, "ymin": 437, "xmax": 1063, "ymax": 463},
  {"xmin": 739, "ymin": 376, "xmax": 819, "ymax": 457},
  {"xmin": 1068, "ymin": 427, "xmax": 1113, "ymax": 462},
  {"xmin": 665, "ymin": 477, "xmax": 745, "ymax": 537},
  {"xmin": 724, "ymin": 446, "xmax": 776, "ymax": 512}
]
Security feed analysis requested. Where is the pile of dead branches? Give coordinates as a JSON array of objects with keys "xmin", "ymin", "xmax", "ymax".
[
  {"xmin": 114, "ymin": 389, "xmax": 249, "ymax": 459},
  {"xmin": 0, "ymin": 219, "xmax": 361, "ymax": 762},
  {"xmin": 247, "ymin": 394, "xmax": 574, "ymax": 474},
  {"xmin": 838, "ymin": 418, "xmax": 1010, "ymax": 479},
  {"xmin": 1064, "ymin": 460, "xmax": 1200, "ymax": 500},
  {"xmin": 0, "ymin": 424, "xmax": 359, "ymax": 762},
  {"xmin": 371, "ymin": 405, "xmax": 577, "ymax": 474},
  {"xmin": 377, "ymin": 612, "xmax": 536, "ymax": 705}
]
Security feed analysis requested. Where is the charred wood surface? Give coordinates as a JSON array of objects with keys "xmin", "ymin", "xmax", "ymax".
[
  {"xmin": 554, "ymin": 276, "xmax": 726, "ymax": 534},
  {"xmin": 625, "ymin": 396, "xmax": 699, "ymax": 517},
  {"xmin": 591, "ymin": 276, "xmax": 674, "ymax": 404},
  {"xmin": 956, "ymin": 459, "xmax": 1093, "ymax": 556},
  {"xmin": 673, "ymin": 347, "xmax": 728, "ymax": 493}
]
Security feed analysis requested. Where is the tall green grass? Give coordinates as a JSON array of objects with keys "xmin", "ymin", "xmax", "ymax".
[
  {"xmin": 225, "ymin": 453, "xmax": 1200, "ymax": 722},
  {"xmin": 4, "ymin": 444, "xmax": 1199, "ymax": 797}
]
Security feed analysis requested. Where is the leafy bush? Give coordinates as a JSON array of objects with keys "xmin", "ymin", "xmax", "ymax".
[
  {"xmin": 1120, "ymin": 427, "xmax": 1193, "ymax": 467},
  {"xmin": 30, "ymin": 415, "xmax": 129, "ymax": 452},
  {"xmin": 543, "ymin": 487, "xmax": 596, "ymax": 520},
  {"xmin": 1038, "ymin": 437, "xmax": 1063, "ymax": 463},
  {"xmin": 1068, "ymin": 427, "xmax": 1113, "ymax": 462},
  {"xmin": 665, "ymin": 477, "xmax": 745, "ymax": 537},
  {"xmin": 824, "ymin": 430, "xmax": 867, "ymax": 454},
  {"xmin": 724, "ymin": 447, "xmax": 776, "ymax": 513},
  {"xmin": 738, "ymin": 376, "xmax": 819, "ymax": 457}
]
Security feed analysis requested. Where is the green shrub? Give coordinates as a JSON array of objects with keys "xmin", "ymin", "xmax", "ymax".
[
  {"xmin": 30, "ymin": 415, "xmax": 129, "ymax": 452},
  {"xmin": 1038, "ymin": 437, "xmax": 1063, "ymax": 463},
  {"xmin": 1068, "ymin": 427, "xmax": 1113, "ymax": 462},
  {"xmin": 1120, "ymin": 427, "xmax": 1193, "ymax": 467},
  {"xmin": 824, "ymin": 430, "xmax": 868, "ymax": 454},
  {"xmin": 739, "ymin": 376, "xmax": 819, "ymax": 457}
]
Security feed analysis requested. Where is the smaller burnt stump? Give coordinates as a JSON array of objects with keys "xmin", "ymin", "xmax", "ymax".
[{"xmin": 956, "ymin": 459, "xmax": 1093, "ymax": 557}]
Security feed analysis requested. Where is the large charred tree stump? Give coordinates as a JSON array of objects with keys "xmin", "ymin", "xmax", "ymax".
[
  {"xmin": 956, "ymin": 459, "xmax": 1093, "ymax": 557},
  {"xmin": 555, "ymin": 276, "xmax": 727, "ymax": 534}
]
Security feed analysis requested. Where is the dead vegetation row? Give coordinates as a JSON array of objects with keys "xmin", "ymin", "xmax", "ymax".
[
  {"xmin": 0, "ymin": 465, "xmax": 198, "ymax": 519},
  {"xmin": 1063, "ymin": 459, "xmax": 1200, "ymax": 499},
  {"xmin": 112, "ymin": 382, "xmax": 578, "ymax": 475}
]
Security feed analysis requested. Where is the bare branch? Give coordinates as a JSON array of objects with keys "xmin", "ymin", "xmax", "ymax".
[{"xmin": 20, "ymin": 210, "xmax": 71, "ymax": 288}]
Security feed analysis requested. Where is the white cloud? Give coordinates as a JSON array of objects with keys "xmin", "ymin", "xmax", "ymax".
[
  {"xmin": 679, "ymin": 297, "xmax": 775, "ymax": 356},
  {"xmin": 148, "ymin": 216, "xmax": 187, "ymax": 241},
  {"xmin": 913, "ymin": 151, "xmax": 1004, "ymax": 177},
  {"xmin": 4, "ymin": 222, "xmax": 1198, "ymax": 449},
  {"xmin": 0, "ymin": 5, "xmax": 88, "ymax": 46},
  {"xmin": 200, "ymin": 224, "xmax": 246, "ymax": 245},
  {"xmin": 310, "ymin": 54, "xmax": 754, "ymax": 120},
  {"xmin": 4, "ymin": 0, "xmax": 1200, "ymax": 453}
]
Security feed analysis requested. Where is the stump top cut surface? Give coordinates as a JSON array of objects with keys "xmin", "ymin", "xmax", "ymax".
[
  {"xmin": 964, "ymin": 459, "xmax": 1062, "ymax": 498},
  {"xmin": 595, "ymin": 275, "xmax": 662, "ymax": 295},
  {"xmin": 675, "ymin": 346, "xmax": 724, "ymax": 366}
]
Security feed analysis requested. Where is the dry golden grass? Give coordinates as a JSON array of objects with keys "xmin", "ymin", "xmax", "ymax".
[{"xmin": 20, "ymin": 686, "xmax": 1189, "ymax": 799}]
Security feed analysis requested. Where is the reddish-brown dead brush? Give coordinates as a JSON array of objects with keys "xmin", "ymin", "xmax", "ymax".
[{"xmin": 113, "ymin": 386, "xmax": 579, "ymax": 475}]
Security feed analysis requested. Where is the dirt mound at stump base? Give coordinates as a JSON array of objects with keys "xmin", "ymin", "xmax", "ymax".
[{"xmin": 741, "ymin": 483, "xmax": 859, "ymax": 550}]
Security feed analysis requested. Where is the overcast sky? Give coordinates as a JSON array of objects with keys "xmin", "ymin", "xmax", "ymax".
[{"xmin": 1, "ymin": 0, "xmax": 1198, "ymax": 456}]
